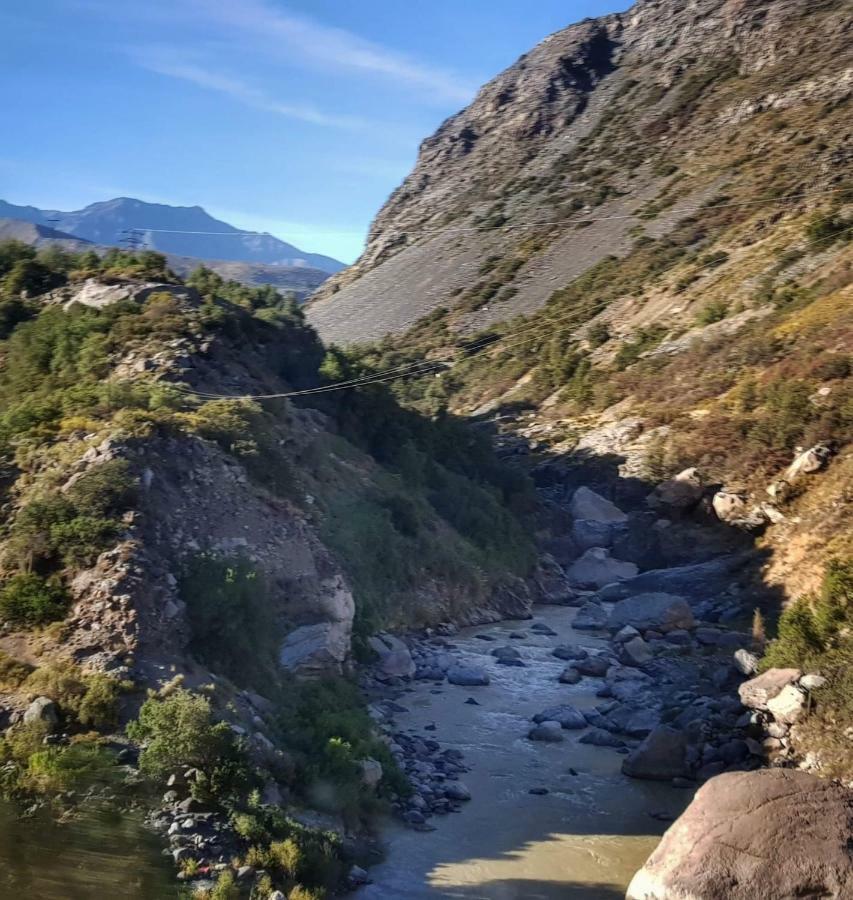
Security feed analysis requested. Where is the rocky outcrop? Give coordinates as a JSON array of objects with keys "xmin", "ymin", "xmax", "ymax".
[
  {"xmin": 647, "ymin": 468, "xmax": 703, "ymax": 511},
  {"xmin": 596, "ymin": 555, "xmax": 747, "ymax": 601},
  {"xmin": 626, "ymin": 769, "xmax": 853, "ymax": 899},
  {"xmin": 622, "ymin": 726, "xmax": 687, "ymax": 780}
]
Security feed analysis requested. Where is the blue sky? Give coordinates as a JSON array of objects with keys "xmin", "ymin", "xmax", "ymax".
[{"xmin": 2, "ymin": 1, "xmax": 627, "ymax": 262}]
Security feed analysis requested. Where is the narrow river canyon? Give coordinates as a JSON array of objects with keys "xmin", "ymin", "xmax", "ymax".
[{"xmin": 362, "ymin": 605, "xmax": 692, "ymax": 899}]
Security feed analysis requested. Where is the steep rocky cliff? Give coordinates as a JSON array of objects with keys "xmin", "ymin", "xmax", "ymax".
[{"xmin": 309, "ymin": 0, "xmax": 851, "ymax": 343}]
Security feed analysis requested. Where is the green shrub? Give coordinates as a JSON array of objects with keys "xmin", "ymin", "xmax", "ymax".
[
  {"xmin": 696, "ymin": 300, "xmax": 729, "ymax": 326},
  {"xmin": 65, "ymin": 459, "xmax": 136, "ymax": 516},
  {"xmin": 0, "ymin": 573, "xmax": 68, "ymax": 626},
  {"xmin": 127, "ymin": 690, "xmax": 248, "ymax": 800},
  {"xmin": 25, "ymin": 742, "xmax": 116, "ymax": 793}
]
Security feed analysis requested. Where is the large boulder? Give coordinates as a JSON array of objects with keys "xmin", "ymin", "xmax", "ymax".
[
  {"xmin": 367, "ymin": 633, "xmax": 416, "ymax": 678},
  {"xmin": 569, "ymin": 487, "xmax": 628, "ymax": 524},
  {"xmin": 647, "ymin": 468, "xmax": 703, "ymax": 510},
  {"xmin": 566, "ymin": 548, "xmax": 638, "ymax": 590},
  {"xmin": 596, "ymin": 555, "xmax": 746, "ymax": 601},
  {"xmin": 738, "ymin": 667, "xmax": 801, "ymax": 710},
  {"xmin": 622, "ymin": 726, "xmax": 687, "ymax": 780},
  {"xmin": 608, "ymin": 593, "xmax": 695, "ymax": 634},
  {"xmin": 618, "ymin": 635, "xmax": 653, "ymax": 667},
  {"xmin": 279, "ymin": 621, "xmax": 351, "ymax": 676},
  {"xmin": 711, "ymin": 489, "xmax": 748, "ymax": 523},
  {"xmin": 23, "ymin": 696, "xmax": 59, "ymax": 730},
  {"xmin": 626, "ymin": 769, "xmax": 853, "ymax": 899}
]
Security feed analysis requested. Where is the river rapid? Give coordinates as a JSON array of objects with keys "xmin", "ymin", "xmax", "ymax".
[{"xmin": 362, "ymin": 604, "xmax": 693, "ymax": 900}]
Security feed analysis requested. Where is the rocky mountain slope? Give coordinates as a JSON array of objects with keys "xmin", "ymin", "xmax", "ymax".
[
  {"xmin": 309, "ymin": 0, "xmax": 852, "ymax": 342},
  {"xmin": 0, "ymin": 197, "xmax": 345, "ymax": 273}
]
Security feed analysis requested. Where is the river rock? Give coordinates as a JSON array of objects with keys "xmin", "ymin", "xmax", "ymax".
[
  {"xmin": 444, "ymin": 781, "xmax": 471, "ymax": 801},
  {"xmin": 613, "ymin": 625, "xmax": 641, "ymax": 643},
  {"xmin": 23, "ymin": 697, "xmax": 59, "ymax": 730},
  {"xmin": 573, "ymin": 654, "xmax": 611, "ymax": 677},
  {"xmin": 608, "ymin": 592, "xmax": 695, "ymax": 633},
  {"xmin": 619, "ymin": 636, "xmax": 653, "ymax": 667},
  {"xmin": 529, "ymin": 721, "xmax": 564, "ymax": 742},
  {"xmin": 571, "ymin": 601, "xmax": 608, "ymax": 631},
  {"xmin": 566, "ymin": 548, "xmax": 639, "ymax": 590},
  {"xmin": 738, "ymin": 667, "xmax": 801, "ymax": 710},
  {"xmin": 569, "ymin": 486, "xmax": 628, "ymax": 524},
  {"xmin": 447, "ymin": 665, "xmax": 490, "ymax": 687},
  {"xmin": 579, "ymin": 728, "xmax": 625, "ymax": 748},
  {"xmin": 279, "ymin": 621, "xmax": 351, "ymax": 676},
  {"xmin": 622, "ymin": 726, "xmax": 687, "ymax": 780},
  {"xmin": 766, "ymin": 683, "xmax": 807, "ymax": 724},
  {"xmin": 532, "ymin": 704, "xmax": 587, "ymax": 729},
  {"xmin": 552, "ymin": 645, "xmax": 586, "ymax": 661},
  {"xmin": 368, "ymin": 633, "xmax": 416, "ymax": 678},
  {"xmin": 626, "ymin": 769, "xmax": 853, "ymax": 900},
  {"xmin": 491, "ymin": 645, "xmax": 521, "ymax": 661},
  {"xmin": 559, "ymin": 667, "xmax": 581, "ymax": 684}
]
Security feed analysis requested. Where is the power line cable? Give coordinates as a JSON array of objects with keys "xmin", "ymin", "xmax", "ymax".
[{"xmin": 167, "ymin": 219, "xmax": 853, "ymax": 403}]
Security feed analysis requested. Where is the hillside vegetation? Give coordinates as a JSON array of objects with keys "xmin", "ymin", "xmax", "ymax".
[{"xmin": 0, "ymin": 241, "xmax": 536, "ymax": 897}]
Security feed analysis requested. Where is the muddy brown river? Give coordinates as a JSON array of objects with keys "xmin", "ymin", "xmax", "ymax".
[{"xmin": 362, "ymin": 605, "xmax": 693, "ymax": 899}]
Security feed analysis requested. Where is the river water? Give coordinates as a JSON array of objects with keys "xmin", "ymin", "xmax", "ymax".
[{"xmin": 362, "ymin": 605, "xmax": 693, "ymax": 900}]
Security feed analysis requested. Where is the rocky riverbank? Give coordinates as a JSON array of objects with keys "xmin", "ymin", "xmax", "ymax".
[{"xmin": 354, "ymin": 480, "xmax": 851, "ymax": 897}]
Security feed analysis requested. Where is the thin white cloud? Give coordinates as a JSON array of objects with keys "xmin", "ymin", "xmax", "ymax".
[
  {"xmin": 184, "ymin": 0, "xmax": 478, "ymax": 105},
  {"xmin": 136, "ymin": 54, "xmax": 370, "ymax": 130}
]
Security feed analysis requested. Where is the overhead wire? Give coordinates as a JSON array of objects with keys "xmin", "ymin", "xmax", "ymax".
[{"xmin": 167, "ymin": 217, "xmax": 853, "ymax": 403}]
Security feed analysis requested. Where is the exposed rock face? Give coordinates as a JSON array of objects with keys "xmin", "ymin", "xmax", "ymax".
[
  {"xmin": 626, "ymin": 770, "xmax": 853, "ymax": 899},
  {"xmin": 785, "ymin": 442, "xmax": 834, "ymax": 480},
  {"xmin": 596, "ymin": 555, "xmax": 747, "ymax": 601},
  {"xmin": 23, "ymin": 697, "xmax": 59, "ymax": 730},
  {"xmin": 279, "ymin": 619, "xmax": 352, "ymax": 677}
]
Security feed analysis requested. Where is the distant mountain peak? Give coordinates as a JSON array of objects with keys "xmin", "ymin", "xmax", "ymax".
[{"xmin": 0, "ymin": 197, "xmax": 345, "ymax": 274}]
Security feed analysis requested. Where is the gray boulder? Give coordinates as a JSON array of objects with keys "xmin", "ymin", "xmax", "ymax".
[
  {"xmin": 622, "ymin": 726, "xmax": 687, "ymax": 780},
  {"xmin": 532, "ymin": 704, "xmax": 587, "ymax": 729},
  {"xmin": 733, "ymin": 648, "xmax": 759, "ymax": 676},
  {"xmin": 559, "ymin": 667, "xmax": 581, "ymax": 684},
  {"xmin": 491, "ymin": 645, "xmax": 521, "ymax": 661},
  {"xmin": 447, "ymin": 665, "xmax": 490, "ymax": 687},
  {"xmin": 785, "ymin": 442, "xmax": 833, "ymax": 480},
  {"xmin": 566, "ymin": 548, "xmax": 639, "ymax": 590},
  {"xmin": 579, "ymin": 728, "xmax": 625, "ymax": 748},
  {"xmin": 444, "ymin": 781, "xmax": 471, "ymax": 801},
  {"xmin": 619, "ymin": 636, "xmax": 653, "ymax": 667},
  {"xmin": 528, "ymin": 721, "xmax": 564, "ymax": 742},
  {"xmin": 626, "ymin": 769, "xmax": 853, "ymax": 900},
  {"xmin": 531, "ymin": 554, "xmax": 577, "ymax": 605},
  {"xmin": 608, "ymin": 592, "xmax": 695, "ymax": 634},
  {"xmin": 367, "ymin": 633, "xmax": 416, "ymax": 678},
  {"xmin": 569, "ymin": 487, "xmax": 628, "ymax": 524},
  {"xmin": 647, "ymin": 468, "xmax": 703, "ymax": 510},
  {"xmin": 573, "ymin": 654, "xmax": 611, "ymax": 677},
  {"xmin": 23, "ymin": 697, "xmax": 59, "ymax": 730},
  {"xmin": 766, "ymin": 683, "xmax": 807, "ymax": 725}
]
